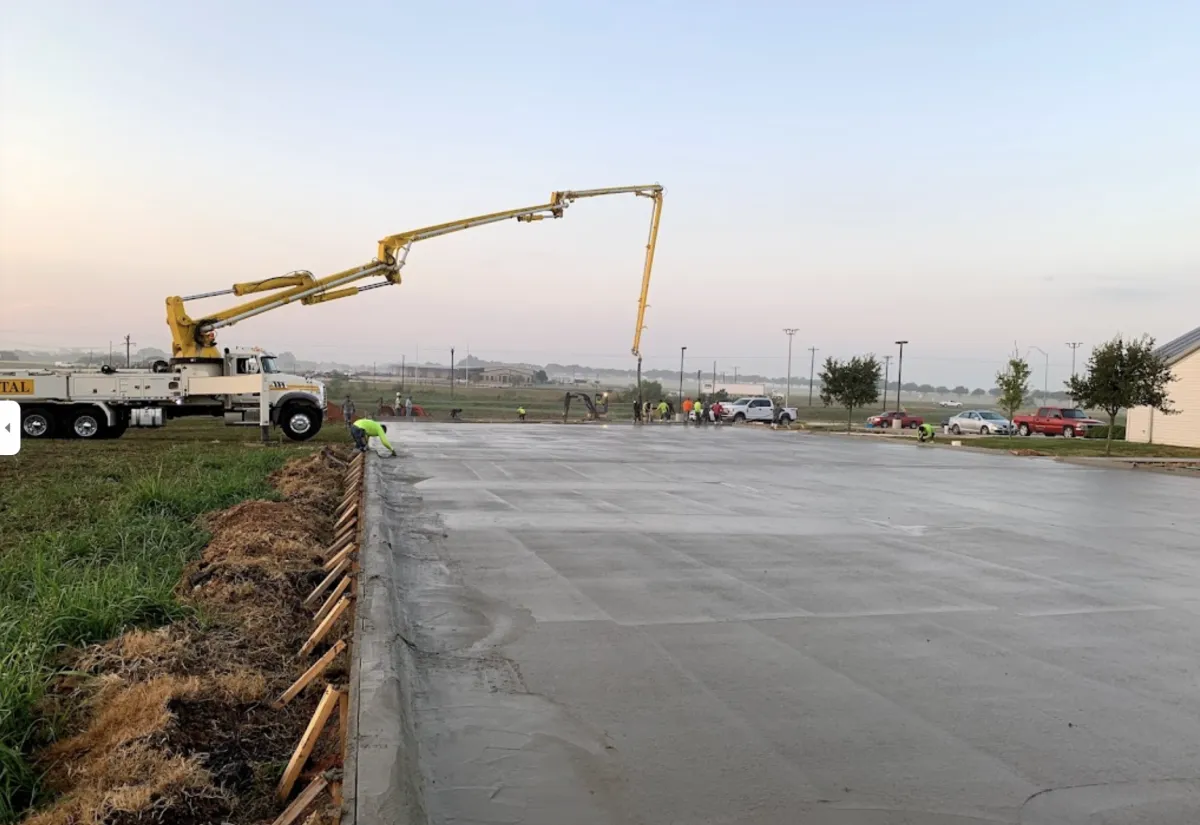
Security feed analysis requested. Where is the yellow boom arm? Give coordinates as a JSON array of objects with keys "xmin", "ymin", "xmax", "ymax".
[{"xmin": 166, "ymin": 185, "xmax": 664, "ymax": 360}]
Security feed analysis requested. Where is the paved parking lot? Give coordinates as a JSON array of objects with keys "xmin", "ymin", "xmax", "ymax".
[{"xmin": 364, "ymin": 423, "xmax": 1200, "ymax": 824}]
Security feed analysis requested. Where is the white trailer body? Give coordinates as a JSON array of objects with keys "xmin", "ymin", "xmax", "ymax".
[{"xmin": 0, "ymin": 350, "xmax": 326, "ymax": 441}]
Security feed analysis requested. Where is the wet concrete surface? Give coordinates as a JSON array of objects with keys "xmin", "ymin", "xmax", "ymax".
[{"xmin": 361, "ymin": 423, "xmax": 1200, "ymax": 824}]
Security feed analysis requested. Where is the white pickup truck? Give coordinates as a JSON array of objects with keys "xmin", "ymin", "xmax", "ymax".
[{"xmin": 721, "ymin": 396, "xmax": 797, "ymax": 425}]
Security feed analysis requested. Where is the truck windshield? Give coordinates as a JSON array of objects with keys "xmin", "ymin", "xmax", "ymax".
[
  {"xmin": 260, "ymin": 357, "xmax": 280, "ymax": 374},
  {"xmin": 1061, "ymin": 408, "xmax": 1085, "ymax": 418}
]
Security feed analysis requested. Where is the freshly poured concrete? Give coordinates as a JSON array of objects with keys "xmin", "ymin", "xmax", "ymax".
[{"xmin": 359, "ymin": 424, "xmax": 1200, "ymax": 824}]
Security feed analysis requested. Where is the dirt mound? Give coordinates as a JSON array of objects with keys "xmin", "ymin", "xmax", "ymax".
[{"xmin": 26, "ymin": 447, "xmax": 352, "ymax": 825}]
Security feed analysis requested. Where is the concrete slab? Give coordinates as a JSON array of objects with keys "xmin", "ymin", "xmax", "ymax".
[{"xmin": 355, "ymin": 423, "xmax": 1200, "ymax": 825}]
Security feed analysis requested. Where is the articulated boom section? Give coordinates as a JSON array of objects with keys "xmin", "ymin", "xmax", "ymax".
[{"xmin": 165, "ymin": 185, "xmax": 664, "ymax": 361}]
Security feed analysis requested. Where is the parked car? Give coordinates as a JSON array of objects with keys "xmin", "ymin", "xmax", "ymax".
[
  {"xmin": 866, "ymin": 410, "xmax": 923, "ymax": 429},
  {"xmin": 938, "ymin": 400, "xmax": 963, "ymax": 408},
  {"xmin": 722, "ymin": 397, "xmax": 797, "ymax": 424},
  {"xmin": 946, "ymin": 410, "xmax": 1014, "ymax": 435},
  {"xmin": 1011, "ymin": 407, "xmax": 1103, "ymax": 438}
]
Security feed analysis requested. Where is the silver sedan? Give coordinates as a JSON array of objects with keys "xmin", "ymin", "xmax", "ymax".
[{"xmin": 947, "ymin": 410, "xmax": 1014, "ymax": 435}]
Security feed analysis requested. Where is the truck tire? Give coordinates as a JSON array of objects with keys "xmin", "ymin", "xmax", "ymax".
[
  {"xmin": 67, "ymin": 407, "xmax": 107, "ymax": 439},
  {"xmin": 101, "ymin": 411, "xmax": 130, "ymax": 439},
  {"xmin": 907, "ymin": 420, "xmax": 919, "ymax": 429},
  {"xmin": 778, "ymin": 413, "xmax": 793, "ymax": 425},
  {"xmin": 280, "ymin": 403, "xmax": 322, "ymax": 441},
  {"xmin": 733, "ymin": 412, "xmax": 746, "ymax": 423},
  {"xmin": 1062, "ymin": 426, "xmax": 1075, "ymax": 439},
  {"xmin": 21, "ymin": 406, "xmax": 55, "ymax": 439},
  {"xmin": 1018, "ymin": 423, "xmax": 1031, "ymax": 436}
]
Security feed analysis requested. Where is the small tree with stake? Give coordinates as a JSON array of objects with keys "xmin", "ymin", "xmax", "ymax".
[
  {"xmin": 819, "ymin": 355, "xmax": 882, "ymax": 432},
  {"xmin": 995, "ymin": 355, "xmax": 1032, "ymax": 437},
  {"xmin": 1066, "ymin": 335, "xmax": 1175, "ymax": 456}
]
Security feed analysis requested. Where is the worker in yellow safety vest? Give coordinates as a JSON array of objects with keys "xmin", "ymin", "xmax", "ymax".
[
  {"xmin": 350, "ymin": 418, "xmax": 396, "ymax": 456},
  {"xmin": 518, "ymin": 406, "xmax": 527, "ymax": 421}
]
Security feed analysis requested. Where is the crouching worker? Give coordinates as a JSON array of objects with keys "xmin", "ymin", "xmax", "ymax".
[
  {"xmin": 350, "ymin": 418, "xmax": 396, "ymax": 456},
  {"xmin": 918, "ymin": 422, "xmax": 936, "ymax": 443}
]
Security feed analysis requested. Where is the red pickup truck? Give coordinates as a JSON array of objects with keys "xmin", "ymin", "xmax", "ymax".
[
  {"xmin": 1012, "ymin": 407, "xmax": 1103, "ymax": 438},
  {"xmin": 867, "ymin": 410, "xmax": 924, "ymax": 429}
]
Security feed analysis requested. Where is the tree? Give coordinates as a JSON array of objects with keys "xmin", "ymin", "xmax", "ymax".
[
  {"xmin": 1066, "ymin": 335, "xmax": 1176, "ymax": 456},
  {"xmin": 952, "ymin": 385, "xmax": 969, "ymax": 396},
  {"xmin": 988, "ymin": 387, "xmax": 1002, "ymax": 397},
  {"xmin": 935, "ymin": 385, "xmax": 949, "ymax": 394},
  {"xmin": 534, "ymin": 369, "xmax": 549, "ymax": 384},
  {"xmin": 995, "ymin": 356, "xmax": 1032, "ymax": 436},
  {"xmin": 970, "ymin": 388, "xmax": 986, "ymax": 397},
  {"xmin": 819, "ymin": 355, "xmax": 882, "ymax": 432},
  {"xmin": 917, "ymin": 383, "xmax": 935, "ymax": 394},
  {"xmin": 902, "ymin": 382, "xmax": 919, "ymax": 392}
]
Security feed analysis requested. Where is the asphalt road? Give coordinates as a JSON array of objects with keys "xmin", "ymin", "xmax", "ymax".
[{"xmin": 356, "ymin": 423, "xmax": 1200, "ymax": 825}]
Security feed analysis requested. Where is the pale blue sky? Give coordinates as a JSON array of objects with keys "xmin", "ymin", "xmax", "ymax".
[{"xmin": 2, "ymin": 1, "xmax": 1198, "ymax": 387}]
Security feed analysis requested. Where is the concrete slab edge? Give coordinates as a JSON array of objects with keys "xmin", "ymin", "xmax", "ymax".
[{"xmin": 343, "ymin": 455, "xmax": 427, "ymax": 825}]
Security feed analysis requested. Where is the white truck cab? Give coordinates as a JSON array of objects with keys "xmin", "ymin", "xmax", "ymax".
[{"xmin": 0, "ymin": 347, "xmax": 326, "ymax": 441}]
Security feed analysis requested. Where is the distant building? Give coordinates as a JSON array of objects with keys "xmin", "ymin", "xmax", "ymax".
[
  {"xmin": 481, "ymin": 366, "xmax": 536, "ymax": 386},
  {"xmin": 1126, "ymin": 324, "xmax": 1200, "ymax": 448}
]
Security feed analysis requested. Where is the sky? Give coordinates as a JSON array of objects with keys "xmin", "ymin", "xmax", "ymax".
[{"xmin": 1, "ymin": 1, "xmax": 1198, "ymax": 389}]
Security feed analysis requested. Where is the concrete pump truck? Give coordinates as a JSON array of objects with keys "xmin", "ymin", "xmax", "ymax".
[{"xmin": 1, "ymin": 185, "xmax": 664, "ymax": 441}]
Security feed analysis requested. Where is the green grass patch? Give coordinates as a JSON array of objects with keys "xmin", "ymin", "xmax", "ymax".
[
  {"xmin": 0, "ymin": 433, "xmax": 305, "ymax": 822},
  {"xmin": 962, "ymin": 437, "xmax": 1200, "ymax": 458}
]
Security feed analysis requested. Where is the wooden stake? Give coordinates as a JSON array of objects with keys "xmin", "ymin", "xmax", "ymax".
[
  {"xmin": 338, "ymin": 688, "xmax": 350, "ymax": 760},
  {"xmin": 335, "ymin": 507, "xmax": 358, "ymax": 530},
  {"xmin": 323, "ymin": 543, "xmax": 355, "ymax": 572},
  {"xmin": 330, "ymin": 780, "xmax": 344, "ymax": 825},
  {"xmin": 274, "ymin": 640, "xmax": 347, "ymax": 708},
  {"xmin": 275, "ymin": 771, "xmax": 330, "ymax": 822},
  {"xmin": 321, "ymin": 533, "xmax": 353, "ymax": 562},
  {"xmin": 304, "ymin": 558, "xmax": 350, "ymax": 608},
  {"xmin": 300, "ymin": 597, "xmax": 351, "ymax": 656},
  {"xmin": 277, "ymin": 687, "xmax": 340, "ymax": 802},
  {"xmin": 313, "ymin": 575, "xmax": 352, "ymax": 626},
  {"xmin": 335, "ymin": 520, "xmax": 357, "ymax": 541}
]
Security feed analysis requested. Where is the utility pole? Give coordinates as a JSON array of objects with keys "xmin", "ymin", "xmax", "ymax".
[
  {"xmin": 678, "ymin": 346, "xmax": 687, "ymax": 410},
  {"xmin": 123, "ymin": 335, "xmax": 135, "ymax": 368},
  {"xmin": 450, "ymin": 347, "xmax": 455, "ymax": 399},
  {"xmin": 734, "ymin": 365, "xmax": 738, "ymax": 383},
  {"xmin": 108, "ymin": 340, "xmax": 113, "ymax": 365},
  {"xmin": 782, "ymin": 328, "xmax": 798, "ymax": 407},
  {"xmin": 712, "ymin": 360, "xmax": 717, "ymax": 394},
  {"xmin": 882, "ymin": 355, "xmax": 892, "ymax": 412},
  {"xmin": 894, "ymin": 341, "xmax": 908, "ymax": 411},
  {"xmin": 696, "ymin": 369, "xmax": 702, "ymax": 398},
  {"xmin": 1066, "ymin": 341, "xmax": 1083, "ymax": 379},
  {"xmin": 807, "ymin": 346, "xmax": 818, "ymax": 406},
  {"xmin": 401, "ymin": 354, "xmax": 406, "ymax": 391}
]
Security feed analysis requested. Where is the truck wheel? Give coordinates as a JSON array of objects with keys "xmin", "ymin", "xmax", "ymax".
[
  {"xmin": 68, "ymin": 407, "xmax": 107, "ymax": 439},
  {"xmin": 1062, "ymin": 426, "xmax": 1075, "ymax": 439},
  {"xmin": 21, "ymin": 407, "xmax": 55, "ymax": 439},
  {"xmin": 908, "ymin": 421, "xmax": 919, "ymax": 429},
  {"xmin": 778, "ymin": 414, "xmax": 792, "ymax": 426},
  {"xmin": 280, "ymin": 404, "xmax": 322, "ymax": 441},
  {"xmin": 101, "ymin": 412, "xmax": 130, "ymax": 439},
  {"xmin": 733, "ymin": 413, "xmax": 745, "ymax": 423},
  {"xmin": 1018, "ymin": 424, "xmax": 1031, "ymax": 436}
]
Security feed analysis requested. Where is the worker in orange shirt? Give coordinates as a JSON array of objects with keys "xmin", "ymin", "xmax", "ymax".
[{"xmin": 682, "ymin": 398, "xmax": 693, "ymax": 419}]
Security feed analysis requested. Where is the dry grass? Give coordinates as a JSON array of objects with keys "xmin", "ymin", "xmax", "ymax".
[{"xmin": 23, "ymin": 449, "xmax": 352, "ymax": 825}]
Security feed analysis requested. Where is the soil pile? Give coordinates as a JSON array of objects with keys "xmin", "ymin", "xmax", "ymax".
[{"xmin": 26, "ymin": 448, "xmax": 352, "ymax": 825}]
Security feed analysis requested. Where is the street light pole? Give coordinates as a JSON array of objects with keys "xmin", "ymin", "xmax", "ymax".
[
  {"xmin": 782, "ymin": 328, "xmax": 798, "ymax": 407},
  {"xmin": 882, "ymin": 355, "xmax": 892, "ymax": 412},
  {"xmin": 894, "ymin": 341, "xmax": 908, "ymax": 410},
  {"xmin": 678, "ymin": 346, "xmax": 687, "ymax": 412},
  {"xmin": 1028, "ymin": 345, "xmax": 1049, "ymax": 405},
  {"xmin": 807, "ymin": 346, "xmax": 818, "ymax": 406},
  {"xmin": 450, "ymin": 347, "xmax": 455, "ymax": 399}
]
